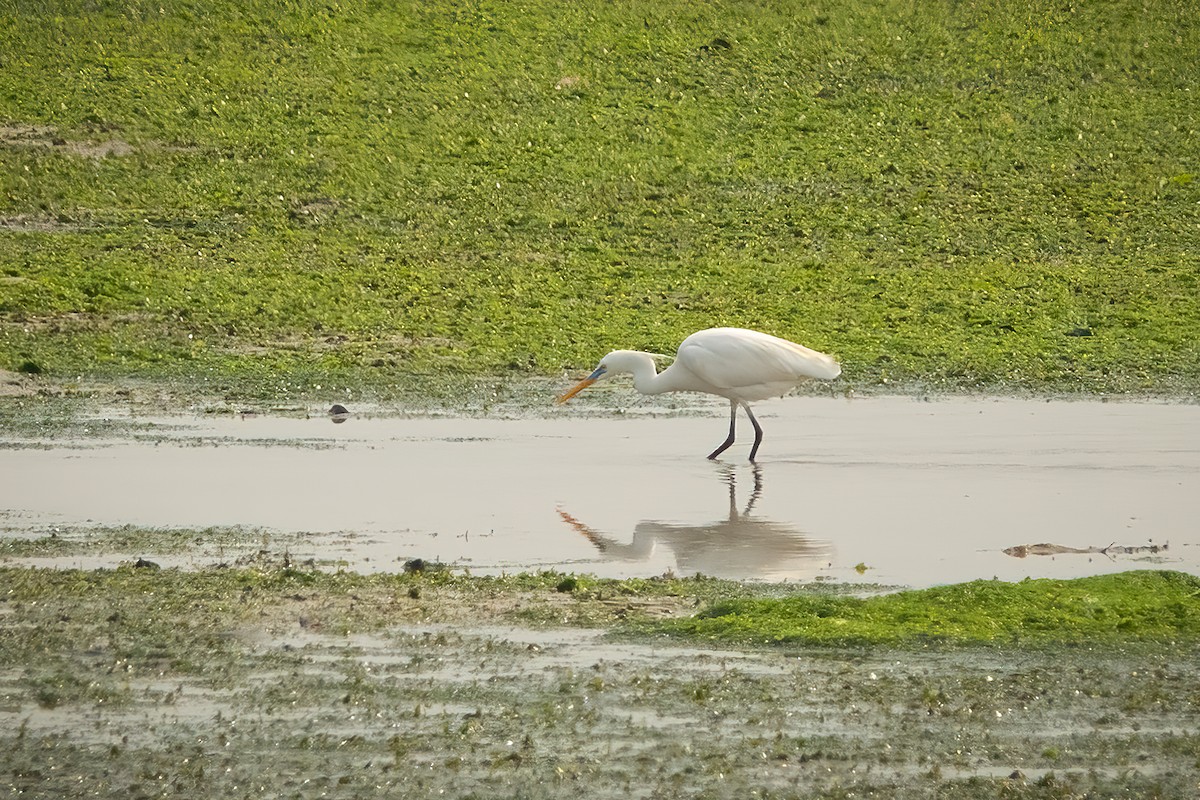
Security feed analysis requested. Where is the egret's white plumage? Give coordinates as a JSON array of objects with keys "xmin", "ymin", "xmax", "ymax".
[{"xmin": 556, "ymin": 327, "xmax": 840, "ymax": 461}]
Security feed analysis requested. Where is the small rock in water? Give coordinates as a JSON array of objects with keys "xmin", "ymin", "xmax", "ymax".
[
  {"xmin": 329, "ymin": 404, "xmax": 351, "ymax": 423},
  {"xmin": 403, "ymin": 558, "xmax": 449, "ymax": 575}
]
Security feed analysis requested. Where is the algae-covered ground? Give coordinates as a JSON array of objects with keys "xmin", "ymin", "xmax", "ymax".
[
  {"xmin": 2, "ymin": 562, "xmax": 1199, "ymax": 799},
  {"xmin": 1, "ymin": 0, "xmax": 1199, "ymax": 399}
]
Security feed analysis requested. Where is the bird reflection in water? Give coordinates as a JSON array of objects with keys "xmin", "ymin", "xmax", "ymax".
[{"xmin": 558, "ymin": 465, "xmax": 831, "ymax": 581}]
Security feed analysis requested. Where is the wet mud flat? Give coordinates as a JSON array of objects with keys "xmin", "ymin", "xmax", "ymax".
[{"xmin": 2, "ymin": 567, "xmax": 1198, "ymax": 799}]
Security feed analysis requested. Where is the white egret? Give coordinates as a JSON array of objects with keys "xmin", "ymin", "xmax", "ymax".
[{"xmin": 556, "ymin": 327, "xmax": 841, "ymax": 461}]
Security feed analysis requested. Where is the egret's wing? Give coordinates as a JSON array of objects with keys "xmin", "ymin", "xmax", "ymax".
[{"xmin": 676, "ymin": 328, "xmax": 840, "ymax": 392}]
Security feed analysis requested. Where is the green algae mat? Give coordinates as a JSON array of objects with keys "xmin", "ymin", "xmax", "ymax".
[
  {"xmin": 655, "ymin": 570, "xmax": 1200, "ymax": 645},
  {"xmin": 2, "ymin": 0, "xmax": 1199, "ymax": 400}
]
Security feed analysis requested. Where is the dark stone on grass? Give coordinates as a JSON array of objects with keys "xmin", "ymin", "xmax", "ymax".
[{"xmin": 699, "ymin": 37, "xmax": 733, "ymax": 54}]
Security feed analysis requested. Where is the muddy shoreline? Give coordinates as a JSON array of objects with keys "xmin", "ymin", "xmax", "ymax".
[{"xmin": 2, "ymin": 565, "xmax": 1198, "ymax": 799}]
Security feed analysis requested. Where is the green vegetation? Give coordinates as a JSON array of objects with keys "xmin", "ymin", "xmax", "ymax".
[
  {"xmin": 0, "ymin": 563, "xmax": 841, "ymax": 638},
  {"xmin": 4, "ymin": 564, "xmax": 1195, "ymax": 664},
  {"xmin": 0, "ymin": 563, "xmax": 793, "ymax": 683},
  {"xmin": 656, "ymin": 570, "xmax": 1200, "ymax": 645},
  {"xmin": 1, "ymin": 0, "xmax": 1198, "ymax": 399},
  {"xmin": 0, "ymin": 523, "xmax": 289, "ymax": 563}
]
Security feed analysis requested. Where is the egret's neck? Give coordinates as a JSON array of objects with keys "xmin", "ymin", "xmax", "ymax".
[
  {"xmin": 606, "ymin": 350, "xmax": 673, "ymax": 395},
  {"xmin": 629, "ymin": 354, "xmax": 667, "ymax": 395}
]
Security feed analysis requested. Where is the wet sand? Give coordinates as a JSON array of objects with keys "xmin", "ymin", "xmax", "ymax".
[{"xmin": 3, "ymin": 396, "xmax": 1196, "ymax": 586}]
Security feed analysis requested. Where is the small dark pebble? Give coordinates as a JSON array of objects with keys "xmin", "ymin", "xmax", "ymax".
[
  {"xmin": 700, "ymin": 37, "xmax": 732, "ymax": 52},
  {"xmin": 329, "ymin": 404, "xmax": 350, "ymax": 415},
  {"xmin": 402, "ymin": 558, "xmax": 448, "ymax": 574},
  {"xmin": 1009, "ymin": 770, "xmax": 1026, "ymax": 780},
  {"xmin": 134, "ymin": 557, "xmax": 160, "ymax": 570}
]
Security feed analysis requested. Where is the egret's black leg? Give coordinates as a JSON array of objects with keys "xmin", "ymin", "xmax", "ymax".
[
  {"xmin": 706, "ymin": 400, "xmax": 738, "ymax": 460},
  {"xmin": 744, "ymin": 403, "xmax": 764, "ymax": 462}
]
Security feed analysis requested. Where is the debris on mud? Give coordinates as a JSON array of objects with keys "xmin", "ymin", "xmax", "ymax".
[{"xmin": 1004, "ymin": 541, "xmax": 1169, "ymax": 559}]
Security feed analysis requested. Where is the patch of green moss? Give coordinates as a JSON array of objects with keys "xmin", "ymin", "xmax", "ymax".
[{"xmin": 653, "ymin": 571, "xmax": 1200, "ymax": 646}]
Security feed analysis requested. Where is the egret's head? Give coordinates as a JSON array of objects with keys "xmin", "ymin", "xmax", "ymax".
[
  {"xmin": 555, "ymin": 361, "xmax": 609, "ymax": 404},
  {"xmin": 557, "ymin": 350, "xmax": 665, "ymax": 404}
]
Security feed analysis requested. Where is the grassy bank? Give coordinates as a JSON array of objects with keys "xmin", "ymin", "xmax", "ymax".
[
  {"xmin": 5, "ymin": 564, "xmax": 1198, "ymax": 652},
  {"xmin": 655, "ymin": 570, "xmax": 1200, "ymax": 646},
  {"xmin": 1, "ymin": 0, "xmax": 1198, "ymax": 400}
]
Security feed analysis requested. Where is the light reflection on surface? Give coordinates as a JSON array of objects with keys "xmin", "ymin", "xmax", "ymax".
[{"xmin": 559, "ymin": 465, "xmax": 831, "ymax": 580}]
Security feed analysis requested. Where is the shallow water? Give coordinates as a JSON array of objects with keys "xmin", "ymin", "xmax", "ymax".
[{"xmin": 2, "ymin": 396, "xmax": 1197, "ymax": 586}]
